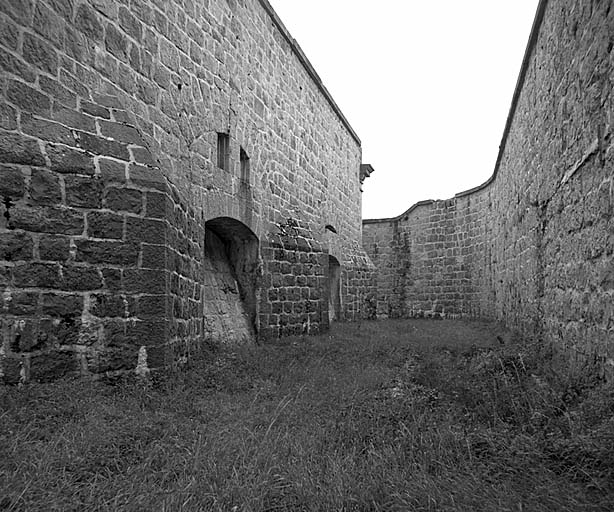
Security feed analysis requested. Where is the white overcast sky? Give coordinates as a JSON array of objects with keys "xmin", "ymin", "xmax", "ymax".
[{"xmin": 266, "ymin": 0, "xmax": 541, "ymax": 219}]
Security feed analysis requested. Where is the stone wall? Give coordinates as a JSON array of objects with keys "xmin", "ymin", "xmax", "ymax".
[
  {"xmin": 0, "ymin": 0, "xmax": 375, "ymax": 383},
  {"xmin": 363, "ymin": 195, "xmax": 489, "ymax": 320},
  {"xmin": 364, "ymin": 0, "xmax": 613, "ymax": 373}
]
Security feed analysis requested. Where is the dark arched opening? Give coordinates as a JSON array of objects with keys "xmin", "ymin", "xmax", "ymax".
[
  {"xmin": 328, "ymin": 255, "xmax": 342, "ymax": 323},
  {"xmin": 204, "ymin": 217, "xmax": 260, "ymax": 345}
]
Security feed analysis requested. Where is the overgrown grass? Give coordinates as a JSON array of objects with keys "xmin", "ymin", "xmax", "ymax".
[{"xmin": 1, "ymin": 320, "xmax": 613, "ymax": 511}]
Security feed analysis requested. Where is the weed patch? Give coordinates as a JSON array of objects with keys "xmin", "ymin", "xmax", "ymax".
[{"xmin": 1, "ymin": 320, "xmax": 612, "ymax": 511}]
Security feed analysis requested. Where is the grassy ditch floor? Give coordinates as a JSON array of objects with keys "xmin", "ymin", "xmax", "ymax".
[{"xmin": 1, "ymin": 319, "xmax": 614, "ymax": 511}]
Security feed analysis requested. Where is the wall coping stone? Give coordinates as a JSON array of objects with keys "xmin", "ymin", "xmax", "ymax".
[{"xmin": 258, "ymin": 0, "xmax": 361, "ymax": 146}]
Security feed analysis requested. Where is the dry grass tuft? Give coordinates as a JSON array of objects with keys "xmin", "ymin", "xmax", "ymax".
[{"xmin": 1, "ymin": 319, "xmax": 613, "ymax": 511}]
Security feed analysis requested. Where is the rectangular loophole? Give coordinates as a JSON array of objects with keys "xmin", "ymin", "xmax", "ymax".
[
  {"xmin": 217, "ymin": 133, "xmax": 230, "ymax": 170},
  {"xmin": 240, "ymin": 147, "xmax": 250, "ymax": 184}
]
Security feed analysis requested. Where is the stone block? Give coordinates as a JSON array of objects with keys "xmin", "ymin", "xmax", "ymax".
[
  {"xmin": 99, "ymin": 158, "xmax": 127, "ymax": 183},
  {"xmin": 142, "ymin": 343, "xmax": 167, "ymax": 369},
  {"xmin": 41, "ymin": 292, "xmax": 83, "ymax": 317},
  {"xmin": 0, "ymin": 103, "xmax": 18, "ymax": 130},
  {"xmin": 111, "ymin": 109, "xmax": 131, "ymax": 124},
  {"xmin": 130, "ymin": 0, "xmax": 153, "ymax": 24},
  {"xmin": 75, "ymin": 3, "xmax": 103, "ymax": 41},
  {"xmin": 32, "ymin": 2, "xmax": 63, "ymax": 45},
  {"xmin": 0, "ymin": 264, "xmax": 11, "ymax": 286},
  {"xmin": 0, "ymin": 356, "xmax": 24, "ymax": 385},
  {"xmin": 101, "ymin": 268, "xmax": 122, "ymax": 291},
  {"xmin": 0, "ymin": 48, "xmax": 36, "ymax": 82},
  {"xmin": 64, "ymin": 25, "xmax": 88, "ymax": 61},
  {"xmin": 0, "ymin": 130, "xmax": 46, "ymax": 166},
  {"xmin": 144, "ymin": 191, "xmax": 167, "ymax": 218},
  {"xmin": 6, "ymin": 291, "xmax": 39, "ymax": 315},
  {"xmin": 115, "ymin": 63, "xmax": 135, "ymax": 93},
  {"xmin": 52, "ymin": 106, "xmax": 96, "ymax": 133},
  {"xmin": 77, "ymin": 131, "xmax": 129, "ymax": 160},
  {"xmin": 135, "ymin": 77, "xmax": 157, "ymax": 105},
  {"xmin": 128, "ymin": 163, "xmax": 166, "ymax": 190},
  {"xmin": 141, "ymin": 243, "xmax": 166, "ymax": 269},
  {"xmin": 40, "ymin": 76, "xmax": 77, "ymax": 109},
  {"xmin": 9, "ymin": 318, "xmax": 44, "ymax": 352},
  {"xmin": 105, "ymin": 23, "xmax": 129, "ymax": 61},
  {"xmin": 133, "ymin": 47, "xmax": 153, "ymax": 77},
  {"xmin": 151, "ymin": 8, "xmax": 168, "ymax": 38},
  {"xmin": 10, "ymin": 205, "xmax": 84, "ymax": 234},
  {"xmin": 104, "ymin": 187, "xmax": 142, "ymax": 213},
  {"xmin": 137, "ymin": 294, "xmax": 167, "ymax": 319},
  {"xmin": 0, "ymin": 231, "xmax": 33, "ymax": 261},
  {"xmin": 22, "ymin": 113, "xmax": 78, "ymax": 145},
  {"xmin": 0, "ymin": 16, "xmax": 19, "ymax": 50},
  {"xmin": 105, "ymin": 317, "xmax": 166, "ymax": 347},
  {"xmin": 153, "ymin": 64, "xmax": 170, "ymax": 89},
  {"xmin": 29, "ymin": 169, "xmax": 62, "ymax": 206},
  {"xmin": 65, "ymin": 176, "xmax": 103, "ymax": 208},
  {"xmin": 61, "ymin": 265, "xmax": 103, "ymax": 291},
  {"xmin": 126, "ymin": 217, "xmax": 166, "ymax": 244},
  {"xmin": 47, "ymin": 144, "xmax": 95, "ymax": 175},
  {"xmin": 87, "ymin": 211, "xmax": 124, "ymax": 239},
  {"xmin": 127, "ymin": 43, "xmax": 142, "ymax": 72},
  {"xmin": 8, "ymin": 83, "xmax": 51, "ymax": 122},
  {"xmin": 91, "ymin": 94, "xmax": 124, "ymax": 110},
  {"xmin": 90, "ymin": 0, "xmax": 117, "ymax": 19},
  {"xmin": 39, "ymin": 235, "xmax": 71, "ymax": 262},
  {"xmin": 91, "ymin": 293, "xmax": 135, "ymax": 318},
  {"xmin": 124, "ymin": 268, "xmax": 167, "ymax": 294},
  {"xmin": 46, "ymin": 0, "xmax": 73, "ymax": 20},
  {"xmin": 30, "ymin": 351, "xmax": 79, "ymax": 382},
  {"xmin": 0, "ymin": 165, "xmax": 25, "ymax": 199},
  {"xmin": 13, "ymin": 262, "xmax": 61, "ymax": 288},
  {"xmin": 119, "ymin": 6, "xmax": 142, "ymax": 40},
  {"xmin": 99, "ymin": 119, "xmax": 144, "ymax": 145},
  {"xmin": 80, "ymin": 100, "xmax": 110, "ymax": 119},
  {"xmin": 75, "ymin": 240, "xmax": 139, "ymax": 266}
]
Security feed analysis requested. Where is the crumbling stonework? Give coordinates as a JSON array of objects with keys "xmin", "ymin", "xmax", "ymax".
[
  {"xmin": 0, "ymin": 0, "xmax": 376, "ymax": 383},
  {"xmin": 364, "ymin": 0, "xmax": 613, "ymax": 374}
]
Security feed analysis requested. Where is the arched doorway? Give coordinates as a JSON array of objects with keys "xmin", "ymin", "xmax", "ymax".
[
  {"xmin": 328, "ymin": 255, "xmax": 341, "ymax": 323},
  {"xmin": 204, "ymin": 217, "xmax": 259, "ymax": 345}
]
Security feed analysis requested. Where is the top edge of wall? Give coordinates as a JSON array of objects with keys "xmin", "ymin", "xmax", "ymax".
[
  {"xmin": 257, "ymin": 0, "xmax": 362, "ymax": 147},
  {"xmin": 363, "ymin": 0, "xmax": 550, "ymax": 224},
  {"xmin": 362, "ymin": 200, "xmax": 438, "ymax": 224}
]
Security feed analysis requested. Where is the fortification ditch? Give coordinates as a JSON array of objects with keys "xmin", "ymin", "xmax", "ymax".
[
  {"xmin": 0, "ymin": 0, "xmax": 376, "ymax": 384},
  {"xmin": 363, "ymin": 0, "xmax": 613, "ymax": 375}
]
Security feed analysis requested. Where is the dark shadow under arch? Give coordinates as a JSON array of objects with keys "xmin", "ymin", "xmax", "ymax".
[
  {"xmin": 328, "ymin": 255, "xmax": 341, "ymax": 323},
  {"xmin": 205, "ymin": 217, "xmax": 260, "ymax": 338}
]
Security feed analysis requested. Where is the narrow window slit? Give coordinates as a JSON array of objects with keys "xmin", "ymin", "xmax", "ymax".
[
  {"xmin": 240, "ymin": 147, "xmax": 250, "ymax": 184},
  {"xmin": 217, "ymin": 133, "xmax": 230, "ymax": 170}
]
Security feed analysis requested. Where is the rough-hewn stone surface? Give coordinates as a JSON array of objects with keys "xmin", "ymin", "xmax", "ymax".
[
  {"xmin": 0, "ymin": 0, "xmax": 376, "ymax": 383},
  {"xmin": 364, "ymin": 0, "xmax": 613, "ymax": 375}
]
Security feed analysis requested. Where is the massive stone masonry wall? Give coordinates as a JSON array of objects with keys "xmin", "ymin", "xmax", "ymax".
[
  {"xmin": 0, "ymin": 93, "xmax": 171, "ymax": 382},
  {"xmin": 0, "ymin": 0, "xmax": 376, "ymax": 383},
  {"xmin": 364, "ymin": 0, "xmax": 613, "ymax": 373},
  {"xmin": 363, "ymin": 195, "xmax": 490, "ymax": 320}
]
